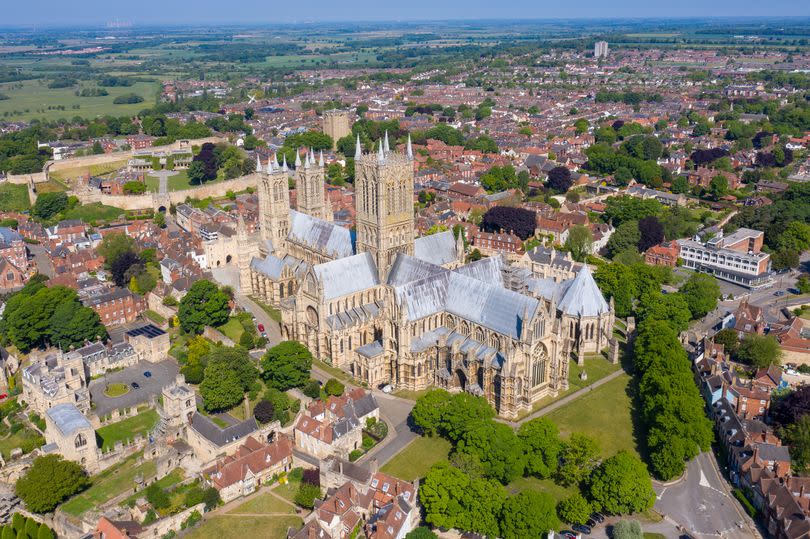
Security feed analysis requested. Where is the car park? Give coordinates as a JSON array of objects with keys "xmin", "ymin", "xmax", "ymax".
[
  {"xmin": 590, "ymin": 512, "xmax": 605, "ymax": 523},
  {"xmin": 573, "ymin": 524, "xmax": 591, "ymax": 535}
]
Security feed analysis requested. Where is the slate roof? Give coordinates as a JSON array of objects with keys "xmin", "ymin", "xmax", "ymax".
[
  {"xmin": 46, "ymin": 403, "xmax": 91, "ymax": 437},
  {"xmin": 556, "ymin": 265, "xmax": 610, "ymax": 317},
  {"xmin": 413, "ymin": 230, "xmax": 457, "ymax": 267},
  {"xmin": 288, "ymin": 210, "xmax": 354, "ymax": 258},
  {"xmin": 190, "ymin": 412, "xmax": 258, "ymax": 447},
  {"xmin": 250, "ymin": 253, "xmax": 308, "ymax": 280},
  {"xmin": 314, "ymin": 252, "xmax": 379, "ymax": 301}
]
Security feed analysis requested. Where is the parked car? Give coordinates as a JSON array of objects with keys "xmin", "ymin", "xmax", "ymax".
[
  {"xmin": 257, "ymin": 323, "xmax": 265, "ymax": 333},
  {"xmin": 560, "ymin": 532, "xmax": 577, "ymax": 539},
  {"xmin": 775, "ymin": 290, "xmax": 786, "ymax": 297},
  {"xmin": 590, "ymin": 513, "xmax": 605, "ymax": 523},
  {"xmin": 131, "ymin": 382, "xmax": 141, "ymax": 389},
  {"xmin": 573, "ymin": 524, "xmax": 591, "ymax": 535},
  {"xmin": 143, "ymin": 371, "xmax": 152, "ymax": 378},
  {"xmin": 381, "ymin": 384, "xmax": 393, "ymax": 394}
]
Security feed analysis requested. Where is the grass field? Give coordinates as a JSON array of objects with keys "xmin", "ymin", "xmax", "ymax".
[
  {"xmin": 123, "ymin": 468, "xmax": 185, "ymax": 506},
  {"xmin": 0, "ymin": 183, "xmax": 31, "ymax": 212},
  {"xmin": 49, "ymin": 159, "xmax": 130, "ymax": 183},
  {"xmin": 218, "ymin": 317, "xmax": 246, "ymax": 343},
  {"xmin": 0, "ymin": 80, "xmax": 158, "ymax": 122},
  {"xmin": 62, "ymin": 202, "xmax": 127, "ymax": 224},
  {"xmin": 271, "ymin": 474, "xmax": 303, "ymax": 505},
  {"xmin": 143, "ymin": 170, "xmax": 199, "ymax": 192},
  {"xmin": 545, "ymin": 373, "xmax": 641, "ymax": 459},
  {"xmin": 96, "ymin": 409, "xmax": 160, "ymax": 451},
  {"xmin": 103, "ymin": 383, "xmax": 130, "ymax": 398},
  {"xmin": 379, "ymin": 436, "xmax": 452, "ymax": 481},
  {"xmin": 0, "ymin": 428, "xmax": 44, "ymax": 460},
  {"xmin": 61, "ymin": 452, "xmax": 157, "ymax": 516},
  {"xmin": 35, "ymin": 179, "xmax": 69, "ymax": 194},
  {"xmin": 506, "ymin": 476, "xmax": 576, "ymax": 504},
  {"xmin": 184, "ymin": 515, "xmax": 303, "ymax": 539},
  {"xmin": 228, "ymin": 492, "xmax": 295, "ymax": 514}
]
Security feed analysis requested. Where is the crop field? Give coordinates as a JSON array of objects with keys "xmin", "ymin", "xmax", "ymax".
[{"xmin": 0, "ymin": 80, "xmax": 158, "ymax": 122}]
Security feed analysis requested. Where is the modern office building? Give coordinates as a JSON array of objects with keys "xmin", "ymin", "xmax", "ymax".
[{"xmin": 677, "ymin": 228, "xmax": 772, "ymax": 289}]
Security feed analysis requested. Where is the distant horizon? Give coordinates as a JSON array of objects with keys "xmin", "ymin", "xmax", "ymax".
[{"xmin": 2, "ymin": 0, "xmax": 809, "ymax": 28}]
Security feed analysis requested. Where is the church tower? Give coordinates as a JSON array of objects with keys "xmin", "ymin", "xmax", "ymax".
[
  {"xmin": 295, "ymin": 149, "xmax": 331, "ymax": 221},
  {"xmin": 236, "ymin": 211, "xmax": 258, "ymax": 294},
  {"xmin": 257, "ymin": 153, "xmax": 291, "ymax": 254},
  {"xmin": 354, "ymin": 133, "xmax": 415, "ymax": 280}
]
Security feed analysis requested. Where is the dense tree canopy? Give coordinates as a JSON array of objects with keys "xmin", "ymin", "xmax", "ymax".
[
  {"xmin": 261, "ymin": 341, "xmax": 313, "ymax": 391},
  {"xmin": 679, "ymin": 273, "xmax": 720, "ymax": 319},
  {"xmin": 480, "ymin": 206, "xmax": 537, "ymax": 240},
  {"xmin": 15, "ymin": 455, "xmax": 89, "ymax": 513},
  {"xmin": 736, "ymin": 334, "xmax": 782, "ymax": 368},
  {"xmin": 499, "ymin": 491, "xmax": 559, "ymax": 539},
  {"xmin": 518, "ymin": 417, "xmax": 562, "ymax": 479},
  {"xmin": 587, "ymin": 451, "xmax": 655, "ymax": 514},
  {"xmin": 456, "ymin": 421, "xmax": 526, "ymax": 484},
  {"xmin": 547, "ymin": 166, "xmax": 573, "ymax": 192},
  {"xmin": 178, "ymin": 280, "xmax": 231, "ymax": 334}
]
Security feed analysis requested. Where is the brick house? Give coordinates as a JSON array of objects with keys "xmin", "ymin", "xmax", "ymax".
[{"xmin": 644, "ymin": 242, "xmax": 680, "ymax": 267}]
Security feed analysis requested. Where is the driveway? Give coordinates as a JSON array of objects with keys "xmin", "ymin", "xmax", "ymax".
[
  {"xmin": 654, "ymin": 452, "xmax": 760, "ymax": 539},
  {"xmin": 89, "ymin": 360, "xmax": 179, "ymax": 417}
]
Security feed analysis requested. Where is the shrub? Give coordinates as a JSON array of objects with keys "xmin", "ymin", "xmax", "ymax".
[
  {"xmin": 349, "ymin": 449, "xmax": 363, "ymax": 462},
  {"xmin": 362, "ymin": 434, "xmax": 375, "ymax": 450},
  {"xmin": 303, "ymin": 380, "xmax": 321, "ymax": 399},
  {"xmin": 294, "ymin": 483, "xmax": 321, "ymax": 509},
  {"xmin": 323, "ymin": 378, "xmax": 345, "ymax": 397},
  {"xmin": 733, "ymin": 489, "xmax": 757, "ymax": 518},
  {"xmin": 302, "ymin": 468, "xmax": 320, "ymax": 487}
]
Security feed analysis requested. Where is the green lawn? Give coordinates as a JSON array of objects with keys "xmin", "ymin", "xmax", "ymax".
[
  {"xmin": 184, "ymin": 515, "xmax": 303, "ymax": 539},
  {"xmin": 62, "ymin": 202, "xmax": 126, "ymax": 224},
  {"xmin": 144, "ymin": 309, "xmax": 166, "ymax": 325},
  {"xmin": 506, "ymin": 476, "xmax": 576, "ymax": 504},
  {"xmin": 218, "ymin": 317, "xmax": 245, "ymax": 343},
  {"xmin": 228, "ymin": 492, "xmax": 295, "ymax": 514},
  {"xmin": 144, "ymin": 170, "xmax": 231, "ymax": 193},
  {"xmin": 516, "ymin": 357, "xmax": 621, "ymax": 420},
  {"xmin": 250, "ymin": 297, "xmax": 282, "ymax": 323},
  {"xmin": 0, "ymin": 183, "xmax": 31, "ymax": 212},
  {"xmin": 380, "ymin": 436, "xmax": 452, "ymax": 481},
  {"xmin": 545, "ymin": 373, "xmax": 641, "ymax": 459},
  {"xmin": 49, "ymin": 159, "xmax": 130, "ymax": 183},
  {"xmin": 0, "ymin": 428, "xmax": 44, "ymax": 460},
  {"xmin": 61, "ymin": 452, "xmax": 157, "ymax": 516},
  {"xmin": 96, "ymin": 409, "xmax": 160, "ymax": 451},
  {"xmin": 103, "ymin": 383, "xmax": 130, "ymax": 398},
  {"xmin": 270, "ymin": 476, "xmax": 302, "ymax": 505},
  {"xmin": 123, "ymin": 468, "xmax": 185, "ymax": 506},
  {"xmin": 0, "ymin": 79, "xmax": 158, "ymax": 122},
  {"xmin": 34, "ymin": 179, "xmax": 68, "ymax": 194},
  {"xmin": 313, "ymin": 359, "xmax": 352, "ymax": 384}
]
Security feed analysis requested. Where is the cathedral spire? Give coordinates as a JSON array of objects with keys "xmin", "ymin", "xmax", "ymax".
[
  {"xmin": 282, "ymin": 153, "xmax": 288, "ymax": 172},
  {"xmin": 406, "ymin": 133, "xmax": 413, "ymax": 160},
  {"xmin": 383, "ymin": 131, "xmax": 390, "ymax": 154},
  {"xmin": 309, "ymin": 148, "xmax": 315, "ymax": 165},
  {"xmin": 256, "ymin": 153, "xmax": 262, "ymax": 173},
  {"xmin": 377, "ymin": 139, "xmax": 385, "ymax": 164},
  {"xmin": 318, "ymin": 150, "xmax": 324, "ymax": 167},
  {"xmin": 303, "ymin": 148, "xmax": 310, "ymax": 169},
  {"xmin": 354, "ymin": 134, "xmax": 362, "ymax": 160},
  {"xmin": 295, "ymin": 149, "xmax": 301, "ymax": 168},
  {"xmin": 274, "ymin": 152, "xmax": 280, "ymax": 169}
]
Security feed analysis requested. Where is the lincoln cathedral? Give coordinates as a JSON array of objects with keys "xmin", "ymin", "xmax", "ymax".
[{"xmin": 238, "ymin": 134, "xmax": 615, "ymax": 419}]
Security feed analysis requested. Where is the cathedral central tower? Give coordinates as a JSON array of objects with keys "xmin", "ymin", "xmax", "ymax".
[{"xmin": 354, "ymin": 133, "xmax": 415, "ymax": 280}]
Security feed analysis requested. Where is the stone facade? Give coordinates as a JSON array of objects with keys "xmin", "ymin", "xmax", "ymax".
[
  {"xmin": 322, "ymin": 110, "xmax": 351, "ymax": 150},
  {"xmin": 241, "ymin": 138, "xmax": 615, "ymax": 419}
]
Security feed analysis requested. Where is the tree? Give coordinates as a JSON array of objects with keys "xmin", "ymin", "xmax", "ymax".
[
  {"xmin": 480, "ymin": 206, "xmax": 537, "ymax": 241},
  {"xmin": 614, "ymin": 167, "xmax": 633, "ymax": 186},
  {"xmin": 574, "ymin": 118, "xmax": 589, "ymax": 134},
  {"xmin": 405, "ymin": 527, "xmax": 438, "ymax": 539},
  {"xmin": 709, "ymin": 175, "xmax": 729, "ymax": 199},
  {"xmin": 110, "ymin": 250, "xmax": 142, "ymax": 287},
  {"xmin": 420, "ymin": 462, "xmax": 505, "ymax": 538},
  {"xmin": 798, "ymin": 275, "xmax": 810, "ymax": 294},
  {"xmin": 200, "ymin": 360, "xmax": 244, "ymax": 412},
  {"xmin": 547, "ymin": 166, "xmax": 573, "ymax": 192},
  {"xmin": 456, "ymin": 421, "xmax": 526, "ymax": 484},
  {"xmin": 49, "ymin": 300, "xmax": 108, "ymax": 350},
  {"xmin": 15, "ymin": 455, "xmax": 88, "ymax": 513},
  {"xmin": 605, "ymin": 221, "xmax": 641, "ymax": 259},
  {"xmin": 637, "ymin": 216, "xmax": 664, "ymax": 252},
  {"xmin": 98, "ymin": 233, "xmax": 137, "ymax": 269},
  {"xmin": 500, "ymin": 491, "xmax": 559, "ymax": 539},
  {"xmin": 779, "ymin": 221, "xmax": 810, "ymax": 252},
  {"xmin": 178, "ymin": 280, "xmax": 230, "ymax": 334},
  {"xmin": 588, "ymin": 451, "xmax": 655, "ymax": 514},
  {"xmin": 31, "ymin": 192, "xmax": 68, "ymax": 220},
  {"xmin": 557, "ymin": 493, "xmax": 592, "ymax": 525},
  {"xmin": 204, "ymin": 345, "xmax": 257, "ymax": 391},
  {"xmin": 294, "ymin": 483, "xmax": 321, "ymax": 509},
  {"xmin": 303, "ymin": 380, "xmax": 321, "ymax": 399},
  {"xmin": 613, "ymin": 520, "xmax": 644, "ymax": 539},
  {"xmin": 714, "ymin": 328, "xmax": 740, "ymax": 354},
  {"xmin": 557, "ymin": 433, "xmax": 599, "ymax": 486},
  {"xmin": 36, "ymin": 523, "xmax": 54, "ymax": 539},
  {"xmin": 187, "ymin": 160, "xmax": 207, "ymax": 185},
  {"xmin": 636, "ymin": 292, "xmax": 692, "ymax": 334},
  {"xmin": 145, "ymin": 483, "xmax": 171, "ymax": 510},
  {"xmin": 783, "ymin": 415, "xmax": 810, "ymax": 474},
  {"xmin": 679, "ymin": 273, "xmax": 720, "ymax": 319},
  {"xmin": 564, "ymin": 225, "xmax": 593, "ymax": 262},
  {"xmin": 518, "ymin": 417, "xmax": 562, "ymax": 479},
  {"xmin": 670, "ymin": 175, "xmax": 690, "ymax": 194},
  {"xmin": 441, "ymin": 393, "xmax": 495, "ymax": 443},
  {"xmin": 10, "ymin": 515, "xmax": 22, "ymax": 534},
  {"xmin": 410, "ymin": 389, "xmax": 452, "ymax": 436},
  {"xmin": 323, "ymin": 378, "xmax": 345, "ymax": 397},
  {"xmin": 261, "ymin": 341, "xmax": 313, "ymax": 390},
  {"xmin": 736, "ymin": 334, "xmax": 782, "ymax": 368}
]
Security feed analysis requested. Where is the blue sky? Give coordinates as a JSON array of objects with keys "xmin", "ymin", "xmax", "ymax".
[{"xmin": 3, "ymin": 0, "xmax": 809, "ymax": 26}]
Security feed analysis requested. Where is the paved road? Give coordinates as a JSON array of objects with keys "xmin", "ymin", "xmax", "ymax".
[
  {"xmin": 654, "ymin": 452, "xmax": 760, "ymax": 539},
  {"xmin": 89, "ymin": 360, "xmax": 178, "ymax": 417}
]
